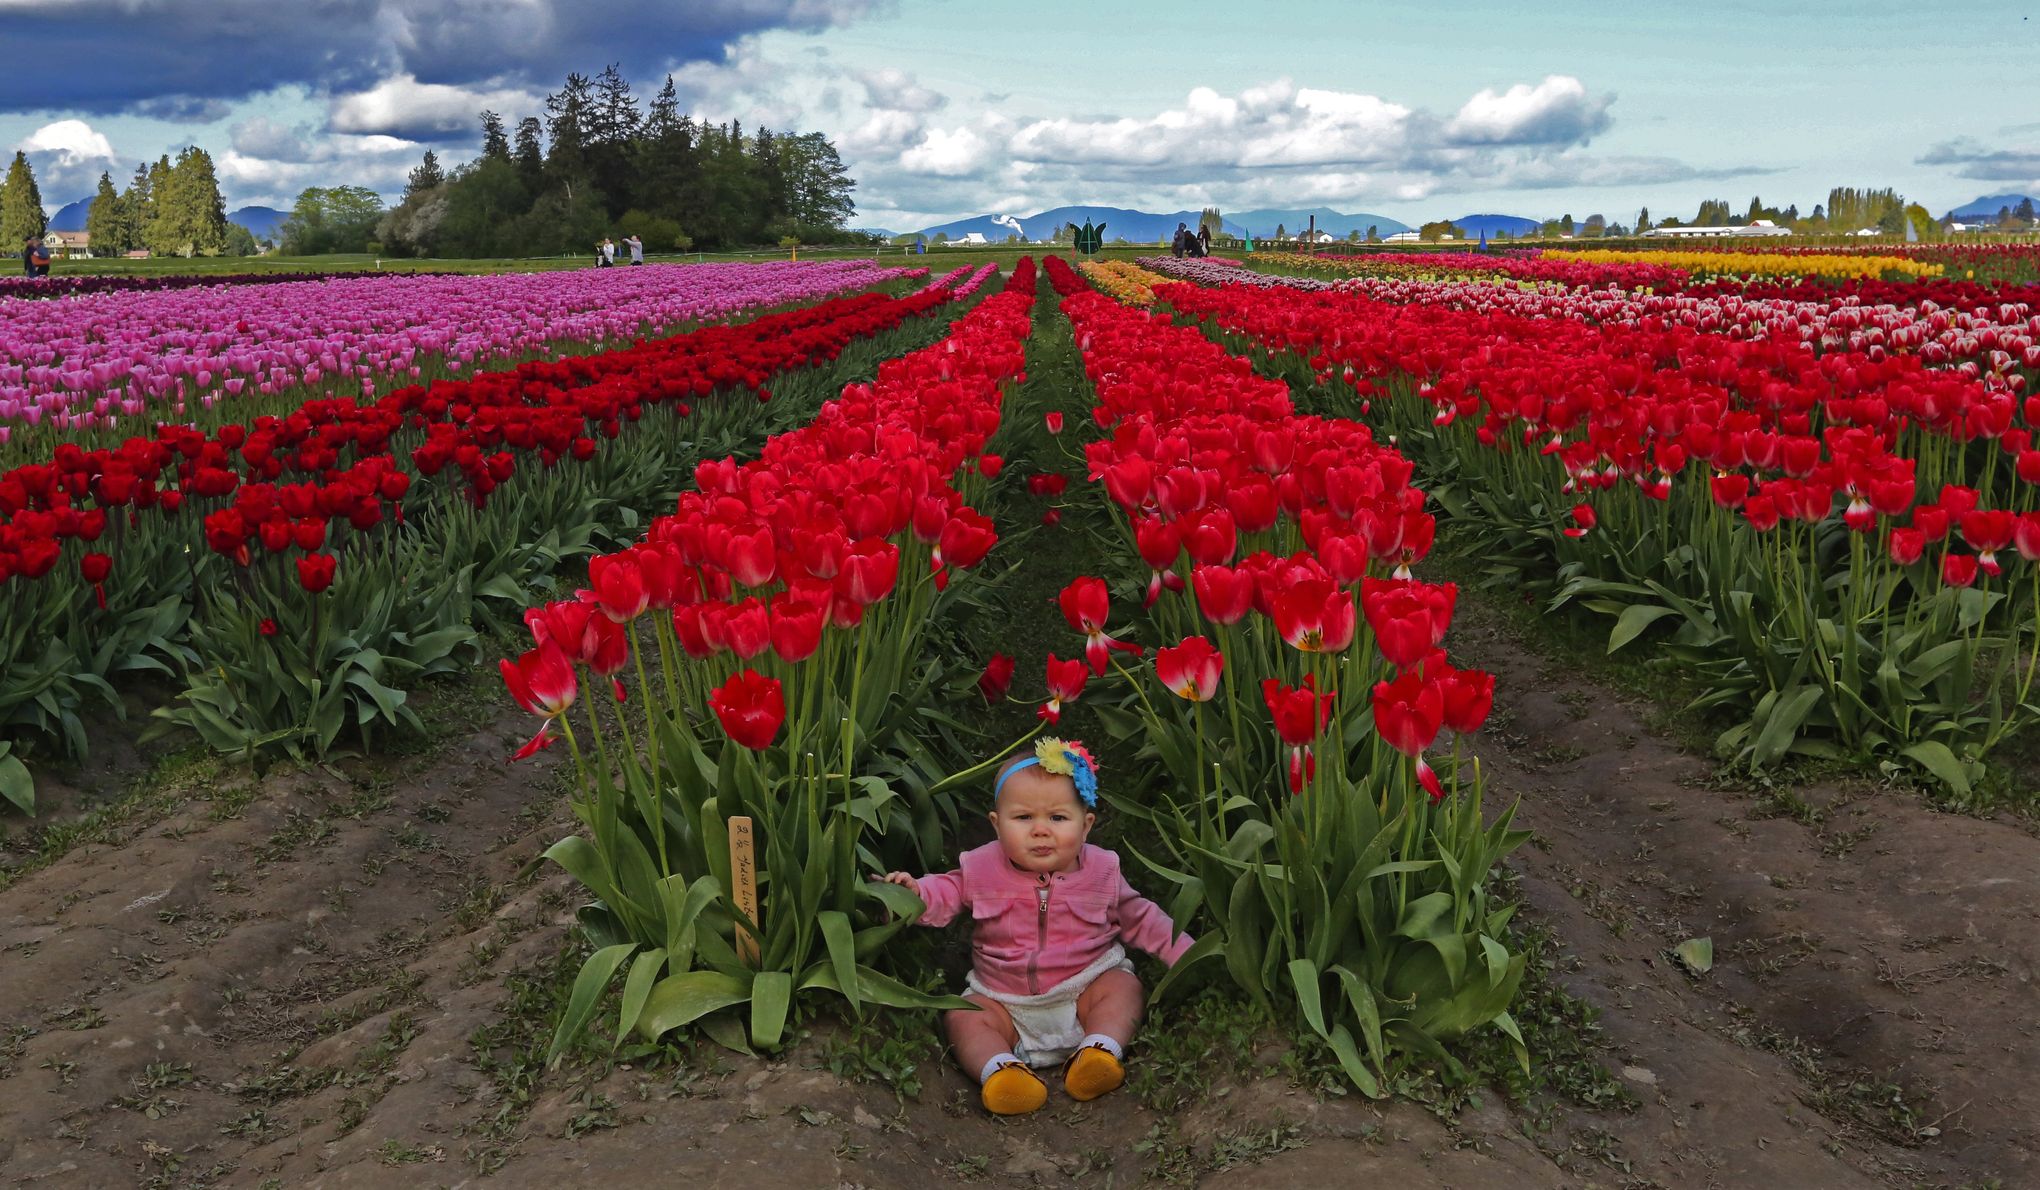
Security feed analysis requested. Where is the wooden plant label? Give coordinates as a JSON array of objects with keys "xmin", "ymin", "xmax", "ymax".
[{"xmin": 728, "ymin": 816, "xmax": 760, "ymax": 967}]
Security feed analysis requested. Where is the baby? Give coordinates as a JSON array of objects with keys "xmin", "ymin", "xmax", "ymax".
[{"xmin": 881, "ymin": 738, "xmax": 1194, "ymax": 1115}]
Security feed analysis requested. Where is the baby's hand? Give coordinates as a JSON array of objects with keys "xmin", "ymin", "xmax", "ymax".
[{"xmin": 876, "ymin": 871, "xmax": 921, "ymax": 899}]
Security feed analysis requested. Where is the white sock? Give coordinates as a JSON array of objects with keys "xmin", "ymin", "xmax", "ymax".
[
  {"xmin": 979, "ymin": 1052, "xmax": 1021, "ymax": 1083},
  {"xmin": 1079, "ymin": 1034, "xmax": 1123, "ymax": 1059}
]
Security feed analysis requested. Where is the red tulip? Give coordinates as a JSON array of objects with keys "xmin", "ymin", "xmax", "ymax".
[
  {"xmin": 296, "ymin": 553, "xmax": 337, "ymax": 594},
  {"xmin": 1183, "ymin": 508, "xmax": 1238, "ymax": 565},
  {"xmin": 1562, "ymin": 503, "xmax": 1596, "ymax": 538},
  {"xmin": 726, "ymin": 526, "xmax": 777, "ymax": 589},
  {"xmin": 1961, "ymin": 509, "xmax": 2015, "ymax": 575},
  {"xmin": 1040, "ymin": 653, "xmax": 1088, "ymax": 723},
  {"xmin": 721, "ymin": 598, "xmax": 771, "ymax": 659},
  {"xmin": 1942, "ymin": 553, "xmax": 1979, "ymax": 588},
  {"xmin": 979, "ymin": 653, "xmax": 1015, "ymax": 702},
  {"xmin": 501, "ymin": 642, "xmax": 578, "ymax": 719},
  {"xmin": 1361, "ymin": 577, "xmax": 1453, "ymax": 668},
  {"xmin": 2015, "ymin": 511, "xmax": 2040, "ymax": 562},
  {"xmin": 1155, "ymin": 636, "xmax": 1223, "ymax": 701},
  {"xmin": 938, "ymin": 510, "xmax": 997, "ymax": 568},
  {"xmin": 709, "ymin": 669, "xmax": 786, "ymax": 750},
  {"xmin": 838, "ymin": 539, "xmax": 900, "ymax": 605},
  {"xmin": 259, "ymin": 617, "xmax": 279, "ymax": 636},
  {"xmin": 1372, "ymin": 669, "xmax": 1443, "ymax": 757},
  {"xmin": 1273, "ymin": 579, "xmax": 1356, "ymax": 653},
  {"xmin": 1045, "ymin": 412, "xmax": 1064, "ymax": 434},
  {"xmin": 1190, "ymin": 563, "xmax": 1253, "ymax": 625},
  {"xmin": 978, "ymin": 454, "xmax": 1004, "ymax": 479},
  {"xmin": 589, "ymin": 552, "xmax": 649, "ymax": 622},
  {"xmin": 1888, "ymin": 527, "xmax": 1926, "ymax": 566},
  {"xmin": 1261, "ymin": 676, "xmax": 1333, "ymax": 746},
  {"xmin": 1058, "ymin": 575, "xmax": 1109, "ymax": 634},
  {"xmin": 769, "ymin": 596, "xmax": 825, "ymax": 662},
  {"xmin": 1438, "ymin": 666, "xmax": 1495, "ymax": 734},
  {"xmin": 80, "ymin": 551, "xmax": 111, "ymax": 609}
]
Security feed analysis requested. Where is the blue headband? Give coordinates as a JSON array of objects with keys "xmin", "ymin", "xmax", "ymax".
[{"xmin": 995, "ymin": 747, "xmax": 1099, "ymax": 807}]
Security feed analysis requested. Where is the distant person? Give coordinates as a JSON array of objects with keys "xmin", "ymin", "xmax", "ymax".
[
  {"xmin": 21, "ymin": 237, "xmax": 36, "ymax": 278},
  {"xmin": 1171, "ymin": 222, "xmax": 1188, "ymax": 258},
  {"xmin": 1196, "ymin": 224, "xmax": 1211, "ymax": 257},
  {"xmin": 597, "ymin": 237, "xmax": 616, "ymax": 267},
  {"xmin": 625, "ymin": 234, "xmax": 644, "ymax": 265},
  {"xmin": 26, "ymin": 236, "xmax": 50, "ymax": 278}
]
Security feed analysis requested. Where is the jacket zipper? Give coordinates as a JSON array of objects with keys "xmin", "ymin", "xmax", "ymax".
[{"xmin": 1028, "ymin": 874, "xmax": 1050, "ymax": 995}]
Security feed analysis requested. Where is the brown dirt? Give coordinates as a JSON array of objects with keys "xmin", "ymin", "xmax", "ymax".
[{"xmin": 2, "ymin": 611, "xmax": 2035, "ymax": 1187}]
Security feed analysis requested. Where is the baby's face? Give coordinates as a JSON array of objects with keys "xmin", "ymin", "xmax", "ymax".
[{"xmin": 989, "ymin": 767, "xmax": 1094, "ymax": 875}]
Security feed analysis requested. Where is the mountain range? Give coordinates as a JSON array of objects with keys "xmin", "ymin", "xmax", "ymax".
[
  {"xmin": 44, "ymin": 197, "xmax": 289, "ymax": 242},
  {"xmin": 911, "ymin": 205, "xmax": 1420, "ymax": 243},
  {"xmin": 1945, "ymin": 193, "xmax": 2036, "ymax": 220}
]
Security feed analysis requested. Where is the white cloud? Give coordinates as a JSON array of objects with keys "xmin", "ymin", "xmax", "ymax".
[
  {"xmin": 20, "ymin": 119, "xmax": 115, "ymax": 164},
  {"xmin": 328, "ymin": 73, "xmax": 544, "ymax": 142},
  {"xmin": 15, "ymin": 119, "xmax": 119, "ymax": 201},
  {"xmin": 230, "ymin": 116, "xmax": 314, "ymax": 162},
  {"xmin": 899, "ymin": 125, "xmax": 995, "ymax": 176},
  {"xmin": 857, "ymin": 67, "xmax": 946, "ymax": 113},
  {"xmin": 1443, "ymin": 75, "xmax": 1611, "ymax": 145}
]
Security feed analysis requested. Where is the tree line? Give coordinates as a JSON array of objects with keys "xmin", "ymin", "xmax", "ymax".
[
  {"xmin": 1, "ymin": 147, "xmax": 247, "ymax": 258},
  {"xmin": 373, "ymin": 65, "xmax": 860, "ymax": 258}
]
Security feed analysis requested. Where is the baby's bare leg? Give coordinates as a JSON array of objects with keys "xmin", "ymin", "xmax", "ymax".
[
  {"xmin": 1074, "ymin": 969, "xmax": 1144, "ymax": 1047},
  {"xmin": 946, "ymin": 994, "xmax": 1021, "ymax": 1077}
]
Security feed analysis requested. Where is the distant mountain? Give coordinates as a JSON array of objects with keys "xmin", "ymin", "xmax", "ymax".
[
  {"xmin": 1228, "ymin": 207, "xmax": 1412, "ymax": 238},
  {"xmin": 1452, "ymin": 214, "xmax": 1542, "ymax": 238},
  {"xmin": 915, "ymin": 205, "xmax": 1244, "ymax": 244},
  {"xmin": 229, "ymin": 206, "xmax": 287, "ymax": 240},
  {"xmin": 1945, "ymin": 193, "xmax": 2035, "ymax": 220},
  {"xmin": 47, "ymin": 197, "xmax": 92, "ymax": 232},
  {"xmin": 909, "ymin": 204, "xmax": 1425, "ymax": 244}
]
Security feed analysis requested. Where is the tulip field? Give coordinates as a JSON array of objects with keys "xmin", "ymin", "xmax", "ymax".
[{"xmin": 2, "ymin": 245, "xmax": 2037, "ymax": 1186}]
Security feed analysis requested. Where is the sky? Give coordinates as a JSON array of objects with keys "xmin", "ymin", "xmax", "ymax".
[{"xmin": 0, "ymin": 0, "xmax": 2033, "ymax": 231}]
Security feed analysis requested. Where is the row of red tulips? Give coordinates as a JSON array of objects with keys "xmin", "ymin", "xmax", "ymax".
[
  {"xmin": 1038, "ymin": 255, "xmax": 1525, "ymax": 1091},
  {"xmin": 0, "ymin": 280, "xmax": 974, "ymax": 590},
  {"xmin": 1158, "ymin": 274, "xmax": 2038, "ymax": 792},
  {"xmin": 504, "ymin": 261, "xmax": 1041, "ymax": 1054},
  {"xmin": 0, "ymin": 269, "xmax": 984, "ymax": 768}
]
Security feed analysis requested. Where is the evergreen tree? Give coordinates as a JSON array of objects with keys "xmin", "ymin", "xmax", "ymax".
[
  {"xmin": 774, "ymin": 131, "xmax": 852, "ymax": 232},
  {"xmin": 587, "ymin": 64, "xmax": 641, "ymax": 211},
  {"xmin": 1560, "ymin": 213, "xmax": 1575, "ymax": 236},
  {"xmin": 0, "ymin": 151, "xmax": 47, "ymax": 247},
  {"xmin": 635, "ymin": 76, "xmax": 695, "ymax": 217},
  {"xmin": 1198, "ymin": 206, "xmax": 1223, "ymax": 239},
  {"xmin": 119, "ymin": 162, "xmax": 152, "ymax": 251},
  {"xmin": 85, "ymin": 171, "xmax": 126, "ymax": 255},
  {"xmin": 145, "ymin": 146, "xmax": 228, "ymax": 256},
  {"xmin": 479, "ymin": 111, "xmax": 511, "ymax": 162},
  {"xmin": 1635, "ymin": 206, "xmax": 1652, "ymax": 232},
  {"xmin": 544, "ymin": 72, "xmax": 595, "ymax": 190},
  {"xmin": 406, "ymin": 150, "xmax": 445, "ymax": 200},
  {"xmin": 513, "ymin": 117, "xmax": 546, "ymax": 190}
]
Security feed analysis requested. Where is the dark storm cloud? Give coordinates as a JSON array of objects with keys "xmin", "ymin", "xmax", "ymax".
[{"xmin": 0, "ymin": 0, "xmax": 877, "ymax": 115}]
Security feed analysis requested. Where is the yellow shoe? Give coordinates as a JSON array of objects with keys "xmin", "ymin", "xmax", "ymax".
[
  {"xmin": 1062, "ymin": 1044, "xmax": 1125, "ymax": 1102},
  {"xmin": 982, "ymin": 1062, "xmax": 1048, "ymax": 1116}
]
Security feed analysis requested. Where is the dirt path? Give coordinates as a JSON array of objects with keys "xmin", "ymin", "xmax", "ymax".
[{"xmin": 1455, "ymin": 592, "xmax": 2039, "ymax": 1189}]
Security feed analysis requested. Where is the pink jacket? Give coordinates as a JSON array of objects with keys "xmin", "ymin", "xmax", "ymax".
[{"xmin": 914, "ymin": 841, "xmax": 1195, "ymax": 996}]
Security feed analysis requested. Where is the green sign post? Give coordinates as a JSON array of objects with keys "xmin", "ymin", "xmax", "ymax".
[{"xmin": 1073, "ymin": 219, "xmax": 1105, "ymax": 256}]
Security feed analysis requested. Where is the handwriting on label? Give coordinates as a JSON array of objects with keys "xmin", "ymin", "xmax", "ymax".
[{"xmin": 729, "ymin": 817, "xmax": 760, "ymax": 967}]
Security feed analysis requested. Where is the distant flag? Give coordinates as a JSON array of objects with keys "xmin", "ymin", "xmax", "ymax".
[{"xmin": 1905, "ymin": 212, "xmax": 1919, "ymax": 243}]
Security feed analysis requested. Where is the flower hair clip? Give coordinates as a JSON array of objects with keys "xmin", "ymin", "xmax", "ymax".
[{"xmin": 994, "ymin": 736, "xmax": 1101, "ymax": 806}]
